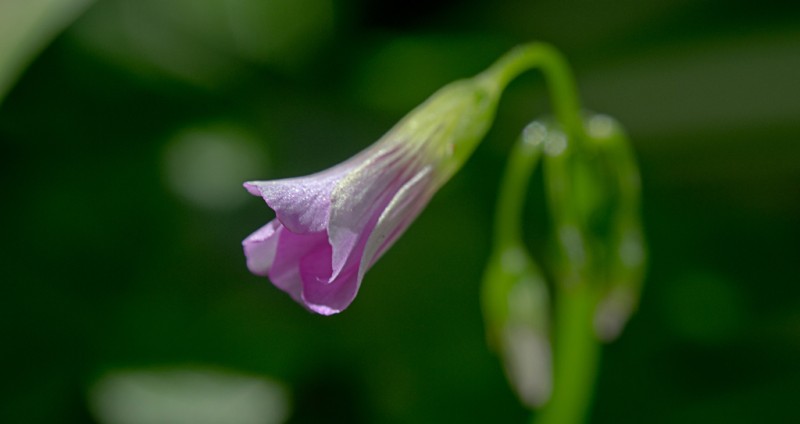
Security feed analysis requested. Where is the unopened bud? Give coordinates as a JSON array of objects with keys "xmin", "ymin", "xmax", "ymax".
[{"xmin": 482, "ymin": 245, "xmax": 552, "ymax": 407}]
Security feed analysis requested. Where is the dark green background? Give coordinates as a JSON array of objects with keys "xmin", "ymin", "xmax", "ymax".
[{"xmin": 2, "ymin": 0, "xmax": 799, "ymax": 422}]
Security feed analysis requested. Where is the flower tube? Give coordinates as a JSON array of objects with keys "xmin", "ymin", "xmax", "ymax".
[{"xmin": 243, "ymin": 73, "xmax": 503, "ymax": 314}]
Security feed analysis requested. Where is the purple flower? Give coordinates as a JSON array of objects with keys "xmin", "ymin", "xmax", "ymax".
[{"xmin": 243, "ymin": 76, "xmax": 502, "ymax": 314}]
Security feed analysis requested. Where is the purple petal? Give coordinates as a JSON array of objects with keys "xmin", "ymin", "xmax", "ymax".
[
  {"xmin": 243, "ymin": 138, "xmax": 436, "ymax": 315},
  {"xmin": 242, "ymin": 220, "xmax": 280, "ymax": 276},
  {"xmin": 360, "ymin": 166, "xmax": 436, "ymax": 278},
  {"xmin": 243, "ymin": 147, "xmax": 378, "ymax": 235},
  {"xmin": 243, "ymin": 218, "xmax": 331, "ymax": 305},
  {"xmin": 243, "ymin": 172, "xmax": 340, "ymax": 234},
  {"xmin": 295, "ymin": 165, "xmax": 435, "ymax": 315},
  {"xmin": 268, "ymin": 226, "xmax": 330, "ymax": 303},
  {"xmin": 327, "ymin": 145, "xmax": 419, "ymax": 280},
  {"xmin": 300, "ymin": 249, "xmax": 360, "ymax": 315}
]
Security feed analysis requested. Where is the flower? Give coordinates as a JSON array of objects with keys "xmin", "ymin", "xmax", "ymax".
[{"xmin": 243, "ymin": 74, "xmax": 502, "ymax": 315}]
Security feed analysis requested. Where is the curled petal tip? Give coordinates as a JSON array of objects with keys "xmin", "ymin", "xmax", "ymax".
[
  {"xmin": 242, "ymin": 181, "xmax": 261, "ymax": 196},
  {"xmin": 242, "ymin": 221, "xmax": 280, "ymax": 276}
]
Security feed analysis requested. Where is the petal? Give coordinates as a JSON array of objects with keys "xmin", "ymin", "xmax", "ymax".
[
  {"xmin": 243, "ymin": 146, "xmax": 377, "ymax": 234},
  {"xmin": 327, "ymin": 145, "xmax": 420, "ymax": 280},
  {"xmin": 244, "ymin": 170, "xmax": 342, "ymax": 234},
  {"xmin": 242, "ymin": 220, "xmax": 281, "ymax": 276},
  {"xmin": 268, "ymin": 227, "xmax": 330, "ymax": 302},
  {"xmin": 360, "ymin": 166, "xmax": 436, "ymax": 279},
  {"xmin": 300, "ymin": 247, "xmax": 360, "ymax": 315},
  {"xmin": 242, "ymin": 219, "xmax": 330, "ymax": 305}
]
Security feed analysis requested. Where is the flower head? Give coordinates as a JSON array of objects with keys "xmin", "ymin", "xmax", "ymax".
[{"xmin": 243, "ymin": 74, "xmax": 502, "ymax": 314}]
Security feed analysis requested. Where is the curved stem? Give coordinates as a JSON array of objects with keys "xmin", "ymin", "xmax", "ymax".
[
  {"xmin": 495, "ymin": 121, "xmax": 602, "ymax": 424},
  {"xmin": 482, "ymin": 42, "xmax": 587, "ymax": 142},
  {"xmin": 485, "ymin": 43, "xmax": 601, "ymax": 424},
  {"xmin": 493, "ymin": 126, "xmax": 543, "ymax": 249}
]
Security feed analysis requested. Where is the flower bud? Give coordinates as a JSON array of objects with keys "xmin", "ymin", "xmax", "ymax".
[
  {"xmin": 542, "ymin": 114, "xmax": 646, "ymax": 340},
  {"xmin": 243, "ymin": 71, "xmax": 504, "ymax": 314},
  {"xmin": 482, "ymin": 245, "xmax": 552, "ymax": 407}
]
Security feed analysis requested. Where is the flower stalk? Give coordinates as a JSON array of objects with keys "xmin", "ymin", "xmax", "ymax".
[
  {"xmin": 481, "ymin": 43, "xmax": 587, "ymax": 142},
  {"xmin": 480, "ymin": 44, "xmax": 646, "ymax": 424}
]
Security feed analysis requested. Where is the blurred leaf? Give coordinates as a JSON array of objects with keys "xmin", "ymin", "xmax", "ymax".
[{"xmin": 0, "ymin": 0, "xmax": 94, "ymax": 103}]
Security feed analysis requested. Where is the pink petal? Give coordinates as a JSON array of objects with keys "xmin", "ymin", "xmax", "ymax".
[
  {"xmin": 360, "ymin": 166, "xmax": 436, "ymax": 279},
  {"xmin": 268, "ymin": 226, "xmax": 330, "ymax": 303},
  {"xmin": 295, "ymin": 165, "xmax": 435, "ymax": 315},
  {"xmin": 243, "ymin": 171, "xmax": 341, "ymax": 234},
  {"xmin": 242, "ymin": 220, "xmax": 281, "ymax": 276},
  {"xmin": 243, "ymin": 218, "xmax": 331, "ymax": 305},
  {"xmin": 327, "ymin": 145, "xmax": 419, "ymax": 280},
  {"xmin": 243, "ymin": 134, "xmax": 438, "ymax": 315},
  {"xmin": 243, "ymin": 147, "xmax": 377, "ymax": 235},
  {"xmin": 300, "ymin": 247, "xmax": 360, "ymax": 315}
]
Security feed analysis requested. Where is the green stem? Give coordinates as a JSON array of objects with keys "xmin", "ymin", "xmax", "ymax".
[
  {"xmin": 484, "ymin": 43, "xmax": 601, "ymax": 424},
  {"xmin": 493, "ymin": 126, "xmax": 543, "ymax": 250},
  {"xmin": 534, "ymin": 281, "xmax": 600, "ymax": 424},
  {"xmin": 482, "ymin": 42, "xmax": 587, "ymax": 142},
  {"xmin": 493, "ymin": 124, "xmax": 601, "ymax": 424}
]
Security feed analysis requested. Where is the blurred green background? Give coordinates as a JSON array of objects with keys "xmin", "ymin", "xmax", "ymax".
[{"xmin": 2, "ymin": 0, "xmax": 799, "ymax": 423}]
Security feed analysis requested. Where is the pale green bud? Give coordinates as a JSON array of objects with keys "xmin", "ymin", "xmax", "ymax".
[
  {"xmin": 542, "ymin": 114, "xmax": 647, "ymax": 341},
  {"xmin": 482, "ymin": 244, "xmax": 552, "ymax": 408}
]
